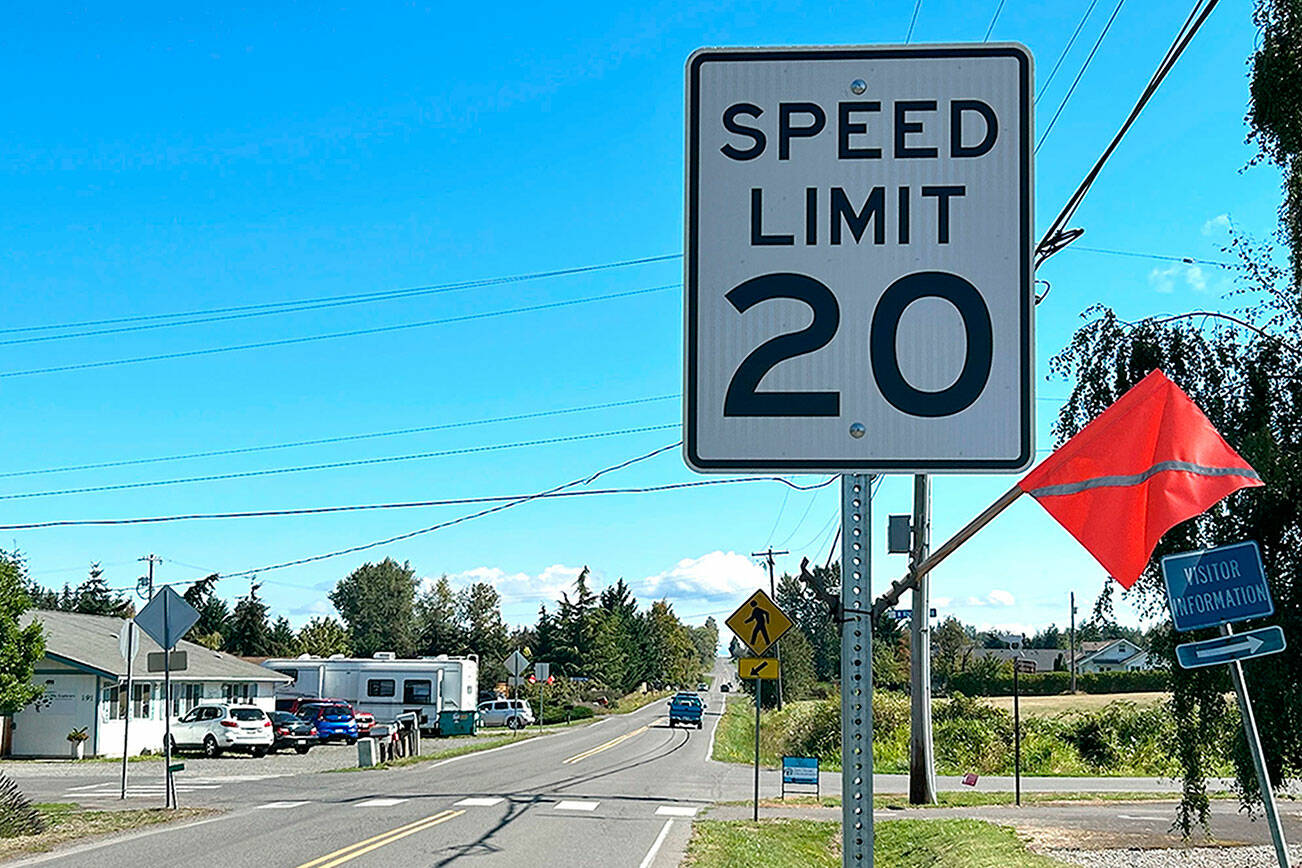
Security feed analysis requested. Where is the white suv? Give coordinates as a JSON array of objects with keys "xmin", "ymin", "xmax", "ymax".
[
  {"xmin": 476, "ymin": 699, "xmax": 535, "ymax": 729},
  {"xmin": 169, "ymin": 704, "xmax": 274, "ymax": 757}
]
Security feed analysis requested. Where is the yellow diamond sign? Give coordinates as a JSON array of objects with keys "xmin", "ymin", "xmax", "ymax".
[{"xmin": 726, "ymin": 589, "xmax": 793, "ymax": 656}]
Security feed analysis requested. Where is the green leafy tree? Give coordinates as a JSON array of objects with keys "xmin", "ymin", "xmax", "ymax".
[
  {"xmin": 778, "ymin": 565, "xmax": 842, "ymax": 681},
  {"xmin": 0, "ymin": 552, "xmax": 45, "ymax": 716},
  {"xmin": 224, "ymin": 584, "xmax": 272, "ymax": 657},
  {"xmin": 639, "ymin": 600, "xmax": 699, "ymax": 689},
  {"xmin": 296, "ymin": 617, "xmax": 352, "ymax": 657},
  {"xmin": 777, "ymin": 627, "xmax": 817, "ymax": 701},
  {"xmin": 329, "ymin": 558, "xmax": 418, "ymax": 657},
  {"xmin": 1050, "ymin": 5, "xmax": 1302, "ymax": 826},
  {"xmin": 932, "ymin": 616, "xmax": 974, "ymax": 687}
]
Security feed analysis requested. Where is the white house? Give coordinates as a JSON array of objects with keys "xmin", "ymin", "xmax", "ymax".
[
  {"xmin": 2, "ymin": 610, "xmax": 289, "ymax": 758},
  {"xmin": 1076, "ymin": 638, "xmax": 1152, "ymax": 673}
]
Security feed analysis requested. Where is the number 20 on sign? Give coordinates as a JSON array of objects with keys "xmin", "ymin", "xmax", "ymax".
[{"xmin": 684, "ymin": 45, "xmax": 1034, "ymax": 474}]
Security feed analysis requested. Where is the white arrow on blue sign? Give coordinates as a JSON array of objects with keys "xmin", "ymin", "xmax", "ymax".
[{"xmin": 1176, "ymin": 625, "xmax": 1286, "ymax": 670}]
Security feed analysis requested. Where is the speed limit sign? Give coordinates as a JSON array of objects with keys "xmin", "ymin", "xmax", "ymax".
[{"xmin": 684, "ymin": 45, "xmax": 1034, "ymax": 473}]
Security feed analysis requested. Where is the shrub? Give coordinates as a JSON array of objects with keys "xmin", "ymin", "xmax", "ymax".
[
  {"xmin": 539, "ymin": 704, "xmax": 596, "ymax": 725},
  {"xmin": 0, "ymin": 773, "xmax": 44, "ymax": 838}
]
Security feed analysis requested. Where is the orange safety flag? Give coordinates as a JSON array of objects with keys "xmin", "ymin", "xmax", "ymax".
[{"xmin": 1019, "ymin": 370, "xmax": 1262, "ymax": 588}]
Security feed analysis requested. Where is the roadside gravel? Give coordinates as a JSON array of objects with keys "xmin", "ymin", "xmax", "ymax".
[{"xmin": 1052, "ymin": 845, "xmax": 1302, "ymax": 867}]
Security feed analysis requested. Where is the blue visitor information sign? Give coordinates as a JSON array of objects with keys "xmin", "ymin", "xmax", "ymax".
[{"xmin": 1160, "ymin": 541, "xmax": 1273, "ymax": 632}]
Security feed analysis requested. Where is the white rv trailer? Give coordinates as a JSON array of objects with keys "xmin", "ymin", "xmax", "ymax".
[{"xmin": 261, "ymin": 653, "xmax": 478, "ymax": 733}]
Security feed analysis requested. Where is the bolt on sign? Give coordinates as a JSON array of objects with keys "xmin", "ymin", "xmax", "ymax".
[
  {"xmin": 684, "ymin": 45, "xmax": 1034, "ymax": 473},
  {"xmin": 725, "ymin": 589, "xmax": 793, "ymax": 656}
]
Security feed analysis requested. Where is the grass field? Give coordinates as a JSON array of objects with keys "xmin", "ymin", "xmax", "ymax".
[
  {"xmin": 732, "ymin": 791, "xmax": 1225, "ymax": 810},
  {"xmin": 0, "ymin": 804, "xmax": 216, "ymax": 861},
  {"xmin": 982, "ymin": 692, "xmax": 1170, "ymax": 717},
  {"xmin": 685, "ymin": 818, "xmax": 1065, "ymax": 867}
]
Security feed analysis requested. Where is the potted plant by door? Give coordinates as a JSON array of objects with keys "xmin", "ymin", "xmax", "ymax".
[{"xmin": 67, "ymin": 727, "xmax": 89, "ymax": 760}]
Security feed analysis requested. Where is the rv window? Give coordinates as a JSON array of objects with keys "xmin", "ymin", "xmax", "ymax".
[
  {"xmin": 403, "ymin": 679, "xmax": 432, "ymax": 704},
  {"xmin": 367, "ymin": 679, "xmax": 396, "ymax": 697},
  {"xmin": 277, "ymin": 668, "xmax": 299, "ymax": 682}
]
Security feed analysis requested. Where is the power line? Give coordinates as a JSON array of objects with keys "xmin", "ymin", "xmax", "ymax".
[
  {"xmin": 1035, "ymin": 0, "xmax": 1222, "ymax": 272},
  {"xmin": 1037, "ymin": 0, "xmax": 1101, "ymax": 105},
  {"xmin": 0, "ymin": 394, "xmax": 676, "ymax": 480},
  {"xmin": 0, "ymin": 253, "xmax": 681, "ymax": 338},
  {"xmin": 0, "ymin": 283, "xmax": 678, "ymax": 380},
  {"xmin": 905, "ymin": 0, "xmax": 924, "ymax": 41},
  {"xmin": 1068, "ymin": 245, "xmax": 1234, "ymax": 268},
  {"xmin": 0, "ymin": 423, "xmax": 678, "ymax": 502},
  {"xmin": 1036, "ymin": 0, "xmax": 1128, "ymax": 152},
  {"xmin": 0, "ymin": 475, "xmax": 839, "ymax": 532},
  {"xmin": 217, "ymin": 440, "xmax": 686, "ymax": 578},
  {"xmin": 983, "ymin": 0, "xmax": 1008, "ymax": 41}
]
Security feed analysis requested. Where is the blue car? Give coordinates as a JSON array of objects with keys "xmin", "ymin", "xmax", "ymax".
[{"xmin": 297, "ymin": 701, "xmax": 359, "ymax": 744}]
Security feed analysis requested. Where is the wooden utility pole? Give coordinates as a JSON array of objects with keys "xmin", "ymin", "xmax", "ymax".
[
  {"xmin": 907, "ymin": 475, "xmax": 938, "ymax": 805},
  {"xmin": 751, "ymin": 547, "xmax": 788, "ymax": 709}
]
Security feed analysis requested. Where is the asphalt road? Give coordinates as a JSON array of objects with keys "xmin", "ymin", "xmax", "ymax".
[{"xmin": 8, "ymin": 666, "xmax": 737, "ymax": 868}]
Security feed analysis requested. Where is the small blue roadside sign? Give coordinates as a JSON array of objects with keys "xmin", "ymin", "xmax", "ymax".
[
  {"xmin": 1176, "ymin": 625, "xmax": 1286, "ymax": 670},
  {"xmin": 1160, "ymin": 541, "xmax": 1273, "ymax": 632},
  {"xmin": 781, "ymin": 756, "xmax": 819, "ymax": 798}
]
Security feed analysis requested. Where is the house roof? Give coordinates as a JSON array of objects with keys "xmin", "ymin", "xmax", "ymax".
[
  {"xmin": 1076, "ymin": 638, "xmax": 1147, "ymax": 667},
  {"xmin": 971, "ymin": 648, "xmax": 1071, "ymax": 672},
  {"xmin": 21, "ymin": 610, "xmax": 291, "ymax": 684}
]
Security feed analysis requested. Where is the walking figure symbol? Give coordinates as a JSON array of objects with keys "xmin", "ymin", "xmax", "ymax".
[{"xmin": 744, "ymin": 600, "xmax": 771, "ymax": 647}]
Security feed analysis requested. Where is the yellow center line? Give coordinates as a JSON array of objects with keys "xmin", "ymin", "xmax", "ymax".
[
  {"xmin": 561, "ymin": 725, "xmax": 650, "ymax": 764},
  {"xmin": 294, "ymin": 809, "xmax": 465, "ymax": 868}
]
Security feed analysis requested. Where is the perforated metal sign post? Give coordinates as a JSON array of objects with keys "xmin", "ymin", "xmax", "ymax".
[
  {"xmin": 684, "ymin": 45, "xmax": 1034, "ymax": 473},
  {"xmin": 841, "ymin": 475, "xmax": 873, "ymax": 867}
]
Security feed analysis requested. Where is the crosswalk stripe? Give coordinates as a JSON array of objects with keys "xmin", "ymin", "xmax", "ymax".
[
  {"xmin": 654, "ymin": 805, "xmax": 699, "ymax": 817},
  {"xmin": 555, "ymin": 800, "xmax": 599, "ymax": 812},
  {"xmin": 258, "ymin": 801, "xmax": 309, "ymax": 809},
  {"xmin": 455, "ymin": 797, "xmax": 504, "ymax": 807},
  {"xmin": 356, "ymin": 798, "xmax": 407, "ymax": 808}
]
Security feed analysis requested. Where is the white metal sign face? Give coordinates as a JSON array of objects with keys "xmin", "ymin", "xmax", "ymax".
[{"xmin": 685, "ymin": 45, "xmax": 1034, "ymax": 473}]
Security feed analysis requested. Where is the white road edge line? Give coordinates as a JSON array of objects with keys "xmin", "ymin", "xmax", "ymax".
[
  {"xmin": 705, "ymin": 695, "xmax": 723, "ymax": 761},
  {"xmin": 638, "ymin": 819, "xmax": 674, "ymax": 868},
  {"xmin": 5, "ymin": 814, "xmax": 234, "ymax": 867}
]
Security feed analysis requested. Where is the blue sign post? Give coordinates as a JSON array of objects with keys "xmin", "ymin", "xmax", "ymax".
[{"xmin": 1161, "ymin": 541, "xmax": 1290, "ymax": 868}]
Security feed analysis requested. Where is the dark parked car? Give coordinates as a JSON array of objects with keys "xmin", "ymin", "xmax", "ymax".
[
  {"xmin": 269, "ymin": 711, "xmax": 317, "ymax": 754},
  {"xmin": 297, "ymin": 702, "xmax": 359, "ymax": 743}
]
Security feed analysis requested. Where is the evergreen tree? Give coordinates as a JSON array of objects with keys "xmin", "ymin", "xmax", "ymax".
[
  {"xmin": 457, "ymin": 582, "xmax": 509, "ymax": 690},
  {"xmin": 268, "ymin": 617, "xmax": 297, "ymax": 657},
  {"xmin": 329, "ymin": 558, "xmax": 418, "ymax": 657},
  {"xmin": 416, "ymin": 576, "xmax": 461, "ymax": 656},
  {"xmin": 777, "ymin": 627, "xmax": 816, "ymax": 701},
  {"xmin": 224, "ymin": 583, "xmax": 272, "ymax": 657},
  {"xmin": 71, "ymin": 563, "xmax": 130, "ymax": 617},
  {"xmin": 183, "ymin": 574, "xmax": 229, "ymax": 649}
]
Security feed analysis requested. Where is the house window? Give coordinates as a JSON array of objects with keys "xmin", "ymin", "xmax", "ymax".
[
  {"xmin": 103, "ymin": 685, "xmax": 125, "ymax": 720},
  {"xmin": 222, "ymin": 683, "xmax": 256, "ymax": 704},
  {"xmin": 132, "ymin": 683, "xmax": 152, "ymax": 719},
  {"xmin": 403, "ymin": 680, "xmax": 432, "ymax": 704},
  {"xmin": 367, "ymin": 679, "xmax": 396, "ymax": 698},
  {"xmin": 171, "ymin": 683, "xmax": 203, "ymax": 716}
]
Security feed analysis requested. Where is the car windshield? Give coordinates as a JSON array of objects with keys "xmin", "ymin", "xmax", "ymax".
[
  {"xmin": 230, "ymin": 708, "xmax": 265, "ymax": 721},
  {"xmin": 315, "ymin": 706, "xmax": 350, "ymax": 716}
]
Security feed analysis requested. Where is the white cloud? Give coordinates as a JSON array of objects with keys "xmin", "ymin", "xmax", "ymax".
[
  {"xmin": 1148, "ymin": 263, "xmax": 1207, "ymax": 294},
  {"xmin": 430, "ymin": 563, "xmax": 595, "ymax": 609},
  {"xmin": 963, "ymin": 590, "xmax": 1016, "ymax": 607},
  {"xmin": 642, "ymin": 551, "xmax": 767, "ymax": 599},
  {"xmin": 1202, "ymin": 213, "xmax": 1231, "ymax": 236},
  {"xmin": 987, "ymin": 589, "xmax": 1016, "ymax": 607}
]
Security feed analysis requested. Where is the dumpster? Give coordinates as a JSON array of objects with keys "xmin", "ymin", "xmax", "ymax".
[{"xmin": 438, "ymin": 710, "xmax": 477, "ymax": 736}]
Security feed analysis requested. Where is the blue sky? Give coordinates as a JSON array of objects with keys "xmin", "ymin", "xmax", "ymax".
[{"xmin": 1, "ymin": 1, "xmax": 1282, "ymax": 642}]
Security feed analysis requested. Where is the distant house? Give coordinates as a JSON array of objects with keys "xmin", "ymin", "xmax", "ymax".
[
  {"xmin": 1075, "ymin": 638, "xmax": 1151, "ymax": 673},
  {"xmin": 967, "ymin": 639, "xmax": 1155, "ymax": 675},
  {"xmin": 968, "ymin": 648, "xmax": 1068, "ymax": 674},
  {"xmin": 2, "ymin": 610, "xmax": 289, "ymax": 758}
]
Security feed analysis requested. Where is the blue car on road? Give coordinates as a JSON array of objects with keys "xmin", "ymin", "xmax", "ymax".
[{"xmin": 297, "ymin": 701, "xmax": 359, "ymax": 744}]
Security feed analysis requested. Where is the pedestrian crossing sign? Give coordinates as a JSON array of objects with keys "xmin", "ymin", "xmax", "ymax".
[{"xmin": 725, "ymin": 589, "xmax": 793, "ymax": 656}]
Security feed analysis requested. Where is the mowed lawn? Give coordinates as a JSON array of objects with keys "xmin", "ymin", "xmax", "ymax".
[
  {"xmin": 982, "ymin": 691, "xmax": 1169, "ymax": 717},
  {"xmin": 685, "ymin": 818, "xmax": 1066, "ymax": 867}
]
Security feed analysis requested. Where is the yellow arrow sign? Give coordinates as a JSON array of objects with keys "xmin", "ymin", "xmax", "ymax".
[
  {"xmin": 725, "ymin": 589, "xmax": 793, "ymax": 656},
  {"xmin": 738, "ymin": 657, "xmax": 780, "ymax": 680}
]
